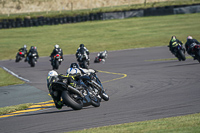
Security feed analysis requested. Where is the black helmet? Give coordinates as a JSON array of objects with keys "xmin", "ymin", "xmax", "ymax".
[
  {"xmin": 80, "ymin": 44, "xmax": 84, "ymax": 48},
  {"xmin": 171, "ymin": 36, "xmax": 176, "ymax": 42},
  {"xmin": 70, "ymin": 63, "xmax": 79, "ymax": 68}
]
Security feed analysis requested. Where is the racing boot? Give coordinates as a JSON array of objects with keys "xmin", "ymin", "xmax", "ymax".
[
  {"xmin": 191, "ymin": 54, "xmax": 196, "ymax": 60},
  {"xmin": 55, "ymin": 101, "xmax": 63, "ymax": 110},
  {"xmin": 193, "ymin": 56, "xmax": 197, "ymax": 60}
]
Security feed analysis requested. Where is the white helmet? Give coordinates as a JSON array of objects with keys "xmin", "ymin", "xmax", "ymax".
[
  {"xmin": 187, "ymin": 36, "xmax": 193, "ymax": 40},
  {"xmin": 48, "ymin": 70, "xmax": 58, "ymax": 77},
  {"xmin": 66, "ymin": 68, "xmax": 81, "ymax": 75},
  {"xmin": 24, "ymin": 45, "xmax": 27, "ymax": 48},
  {"xmin": 55, "ymin": 44, "xmax": 59, "ymax": 49}
]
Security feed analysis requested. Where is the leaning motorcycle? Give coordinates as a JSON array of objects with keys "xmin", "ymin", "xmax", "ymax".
[
  {"xmin": 191, "ymin": 43, "xmax": 200, "ymax": 63},
  {"xmin": 50, "ymin": 77, "xmax": 100, "ymax": 110},
  {"xmin": 77, "ymin": 51, "xmax": 90, "ymax": 69},
  {"xmin": 170, "ymin": 43, "xmax": 186, "ymax": 61},
  {"xmin": 75, "ymin": 71, "xmax": 109, "ymax": 102},
  {"xmin": 28, "ymin": 52, "xmax": 38, "ymax": 67},
  {"xmin": 15, "ymin": 51, "xmax": 25, "ymax": 62},
  {"xmin": 94, "ymin": 51, "xmax": 108, "ymax": 63},
  {"xmin": 84, "ymin": 73, "xmax": 109, "ymax": 102},
  {"xmin": 51, "ymin": 54, "xmax": 62, "ymax": 70}
]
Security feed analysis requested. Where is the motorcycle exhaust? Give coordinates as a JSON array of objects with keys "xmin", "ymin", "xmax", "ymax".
[
  {"xmin": 68, "ymin": 85, "xmax": 84, "ymax": 98},
  {"xmin": 91, "ymin": 80, "xmax": 102, "ymax": 90}
]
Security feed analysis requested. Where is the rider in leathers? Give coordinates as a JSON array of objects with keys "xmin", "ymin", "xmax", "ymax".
[
  {"xmin": 25, "ymin": 46, "xmax": 39, "ymax": 62},
  {"xmin": 185, "ymin": 36, "xmax": 200, "ymax": 59},
  {"xmin": 50, "ymin": 44, "xmax": 63, "ymax": 63},
  {"xmin": 75, "ymin": 44, "xmax": 89, "ymax": 61},
  {"xmin": 18, "ymin": 45, "xmax": 28, "ymax": 58},
  {"xmin": 66, "ymin": 63, "xmax": 95, "ymax": 76},
  {"xmin": 47, "ymin": 70, "xmax": 78, "ymax": 109},
  {"xmin": 168, "ymin": 36, "xmax": 184, "ymax": 55}
]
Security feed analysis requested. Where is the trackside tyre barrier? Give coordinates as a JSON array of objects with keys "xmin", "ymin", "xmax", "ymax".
[{"xmin": 0, "ymin": 4, "xmax": 200, "ymax": 29}]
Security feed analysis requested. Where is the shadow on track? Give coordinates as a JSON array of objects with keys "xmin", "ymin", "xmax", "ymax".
[
  {"xmin": 165, "ymin": 62, "xmax": 199, "ymax": 68},
  {"xmin": 14, "ymin": 106, "xmax": 94, "ymax": 118}
]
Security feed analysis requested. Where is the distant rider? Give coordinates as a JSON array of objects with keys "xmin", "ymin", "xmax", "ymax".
[
  {"xmin": 18, "ymin": 45, "xmax": 28, "ymax": 58},
  {"xmin": 168, "ymin": 36, "xmax": 184, "ymax": 55},
  {"xmin": 98, "ymin": 50, "xmax": 108, "ymax": 62},
  {"xmin": 50, "ymin": 44, "xmax": 63, "ymax": 62},
  {"xmin": 25, "ymin": 46, "xmax": 39, "ymax": 62},
  {"xmin": 75, "ymin": 44, "xmax": 90, "ymax": 61},
  {"xmin": 47, "ymin": 70, "xmax": 78, "ymax": 109},
  {"xmin": 185, "ymin": 36, "xmax": 200, "ymax": 60}
]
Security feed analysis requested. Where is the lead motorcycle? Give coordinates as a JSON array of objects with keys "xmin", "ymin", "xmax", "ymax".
[
  {"xmin": 15, "ymin": 51, "xmax": 26, "ymax": 62},
  {"xmin": 51, "ymin": 54, "xmax": 63, "ymax": 70},
  {"xmin": 27, "ymin": 51, "xmax": 38, "ymax": 67},
  {"xmin": 50, "ymin": 76, "xmax": 100, "ymax": 110},
  {"xmin": 170, "ymin": 43, "xmax": 186, "ymax": 61},
  {"xmin": 77, "ymin": 49, "xmax": 90, "ymax": 69}
]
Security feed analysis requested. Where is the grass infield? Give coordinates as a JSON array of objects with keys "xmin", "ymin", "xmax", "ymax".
[
  {"xmin": 0, "ymin": 13, "xmax": 200, "ymax": 60},
  {"xmin": 68, "ymin": 113, "xmax": 200, "ymax": 133},
  {"xmin": 0, "ymin": 68, "xmax": 24, "ymax": 87},
  {"xmin": 0, "ymin": 103, "xmax": 33, "ymax": 115}
]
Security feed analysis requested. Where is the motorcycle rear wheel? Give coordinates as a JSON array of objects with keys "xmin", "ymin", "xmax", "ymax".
[
  {"xmin": 62, "ymin": 91, "xmax": 83, "ymax": 110},
  {"xmin": 53, "ymin": 60, "xmax": 59, "ymax": 69},
  {"xmin": 197, "ymin": 50, "xmax": 200, "ymax": 63},
  {"xmin": 178, "ymin": 50, "xmax": 186, "ymax": 61},
  {"xmin": 15, "ymin": 55, "xmax": 20, "ymax": 62},
  {"xmin": 31, "ymin": 58, "xmax": 35, "ymax": 67},
  {"xmin": 83, "ymin": 61, "xmax": 88, "ymax": 69}
]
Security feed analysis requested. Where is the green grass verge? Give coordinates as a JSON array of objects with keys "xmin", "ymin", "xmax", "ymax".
[
  {"xmin": 0, "ymin": 103, "xmax": 33, "ymax": 115},
  {"xmin": 0, "ymin": 68, "xmax": 24, "ymax": 86},
  {"xmin": 68, "ymin": 113, "xmax": 200, "ymax": 133},
  {"xmin": 0, "ymin": 13, "xmax": 200, "ymax": 60}
]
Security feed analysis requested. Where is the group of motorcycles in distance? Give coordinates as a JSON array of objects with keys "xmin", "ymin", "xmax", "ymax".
[
  {"xmin": 15, "ymin": 46, "xmax": 108, "ymax": 69},
  {"xmin": 15, "ymin": 46, "xmax": 39, "ymax": 67}
]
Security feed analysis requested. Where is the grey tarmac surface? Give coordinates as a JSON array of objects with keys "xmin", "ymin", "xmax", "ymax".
[
  {"xmin": 0, "ymin": 84, "xmax": 51, "ymax": 107},
  {"xmin": 0, "ymin": 46, "xmax": 200, "ymax": 133}
]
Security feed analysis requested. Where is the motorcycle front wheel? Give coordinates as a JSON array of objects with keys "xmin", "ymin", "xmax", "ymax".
[
  {"xmin": 90, "ymin": 93, "xmax": 100, "ymax": 107},
  {"xmin": 30, "ymin": 58, "xmax": 35, "ymax": 67},
  {"xmin": 62, "ymin": 91, "xmax": 83, "ymax": 110},
  {"xmin": 53, "ymin": 60, "xmax": 59, "ymax": 69}
]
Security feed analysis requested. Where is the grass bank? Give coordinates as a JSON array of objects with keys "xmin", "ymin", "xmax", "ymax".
[
  {"xmin": 69, "ymin": 113, "xmax": 200, "ymax": 133},
  {"xmin": 0, "ymin": 103, "xmax": 33, "ymax": 115},
  {"xmin": 0, "ymin": 68, "xmax": 24, "ymax": 86},
  {"xmin": 0, "ymin": 13, "xmax": 200, "ymax": 60}
]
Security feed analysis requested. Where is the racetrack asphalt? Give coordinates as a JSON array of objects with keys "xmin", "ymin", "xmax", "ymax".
[{"xmin": 0, "ymin": 46, "xmax": 200, "ymax": 133}]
